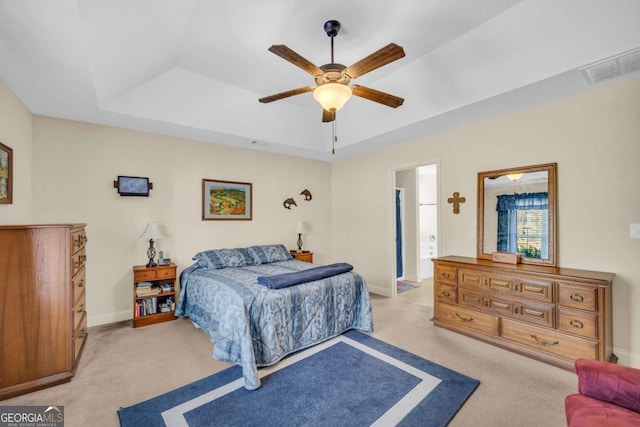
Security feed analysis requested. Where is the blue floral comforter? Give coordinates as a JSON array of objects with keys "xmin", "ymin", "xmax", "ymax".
[{"xmin": 175, "ymin": 260, "xmax": 373, "ymax": 389}]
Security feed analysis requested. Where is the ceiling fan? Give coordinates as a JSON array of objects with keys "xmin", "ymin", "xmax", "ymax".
[{"xmin": 258, "ymin": 20, "xmax": 405, "ymax": 123}]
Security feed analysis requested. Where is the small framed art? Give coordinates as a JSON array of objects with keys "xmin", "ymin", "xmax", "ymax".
[
  {"xmin": 202, "ymin": 179, "xmax": 252, "ymax": 220},
  {"xmin": 0, "ymin": 142, "xmax": 13, "ymax": 204}
]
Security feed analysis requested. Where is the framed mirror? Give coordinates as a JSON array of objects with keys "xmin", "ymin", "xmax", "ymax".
[{"xmin": 477, "ymin": 163, "xmax": 557, "ymax": 266}]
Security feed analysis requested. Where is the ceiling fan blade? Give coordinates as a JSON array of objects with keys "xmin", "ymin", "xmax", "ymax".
[
  {"xmin": 345, "ymin": 43, "xmax": 405, "ymax": 79},
  {"xmin": 352, "ymin": 85, "xmax": 404, "ymax": 108},
  {"xmin": 268, "ymin": 45, "xmax": 323, "ymax": 76},
  {"xmin": 259, "ymin": 86, "xmax": 315, "ymax": 103},
  {"xmin": 322, "ymin": 109, "xmax": 335, "ymax": 122}
]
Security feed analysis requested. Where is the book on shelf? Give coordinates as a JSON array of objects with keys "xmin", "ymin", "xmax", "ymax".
[
  {"xmin": 136, "ymin": 281, "xmax": 153, "ymax": 288},
  {"xmin": 135, "ymin": 295, "xmax": 174, "ymax": 317},
  {"xmin": 136, "ymin": 287, "xmax": 161, "ymax": 297}
]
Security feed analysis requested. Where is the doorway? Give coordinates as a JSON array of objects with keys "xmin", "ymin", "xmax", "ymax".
[{"xmin": 393, "ymin": 164, "xmax": 438, "ymax": 300}]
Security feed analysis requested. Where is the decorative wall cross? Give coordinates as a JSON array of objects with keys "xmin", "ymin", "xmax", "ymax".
[{"xmin": 447, "ymin": 191, "xmax": 466, "ymax": 214}]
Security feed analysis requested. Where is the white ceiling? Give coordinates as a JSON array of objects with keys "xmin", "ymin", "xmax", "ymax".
[{"xmin": 1, "ymin": 1, "xmax": 640, "ymax": 162}]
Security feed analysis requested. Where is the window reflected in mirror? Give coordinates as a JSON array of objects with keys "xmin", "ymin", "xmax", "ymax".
[{"xmin": 478, "ymin": 163, "xmax": 557, "ymax": 266}]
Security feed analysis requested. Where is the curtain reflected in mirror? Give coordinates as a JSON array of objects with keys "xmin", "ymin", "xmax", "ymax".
[{"xmin": 478, "ymin": 163, "xmax": 557, "ymax": 266}]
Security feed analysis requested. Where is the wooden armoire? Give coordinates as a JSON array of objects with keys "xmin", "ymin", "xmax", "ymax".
[{"xmin": 0, "ymin": 224, "xmax": 88, "ymax": 400}]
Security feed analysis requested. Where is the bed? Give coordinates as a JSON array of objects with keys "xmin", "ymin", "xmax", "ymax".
[{"xmin": 175, "ymin": 244, "xmax": 373, "ymax": 390}]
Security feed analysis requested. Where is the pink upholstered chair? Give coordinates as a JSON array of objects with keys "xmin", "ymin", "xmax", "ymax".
[{"xmin": 565, "ymin": 359, "xmax": 640, "ymax": 426}]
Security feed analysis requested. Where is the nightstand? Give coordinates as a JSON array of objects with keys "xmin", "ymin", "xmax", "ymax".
[
  {"xmin": 133, "ymin": 264, "xmax": 177, "ymax": 327},
  {"xmin": 290, "ymin": 250, "xmax": 313, "ymax": 263}
]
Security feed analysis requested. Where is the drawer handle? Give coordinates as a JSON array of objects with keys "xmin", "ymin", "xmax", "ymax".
[
  {"xmin": 483, "ymin": 278, "xmax": 488, "ymax": 286},
  {"xmin": 77, "ymin": 329, "xmax": 87, "ymax": 339},
  {"xmin": 77, "ymin": 305, "xmax": 85, "ymax": 314},
  {"xmin": 514, "ymin": 283, "xmax": 519, "ymax": 291},
  {"xmin": 530, "ymin": 334, "xmax": 559, "ymax": 346},
  {"xmin": 442, "ymin": 272, "xmax": 450, "ymax": 279},
  {"xmin": 77, "ymin": 279, "xmax": 85, "ymax": 288},
  {"xmin": 570, "ymin": 319, "xmax": 584, "ymax": 329},
  {"xmin": 513, "ymin": 306, "xmax": 519, "ymax": 314},
  {"xmin": 455, "ymin": 312, "xmax": 474, "ymax": 322},
  {"xmin": 570, "ymin": 293, "xmax": 584, "ymax": 302},
  {"xmin": 442, "ymin": 290, "xmax": 450, "ymax": 297}
]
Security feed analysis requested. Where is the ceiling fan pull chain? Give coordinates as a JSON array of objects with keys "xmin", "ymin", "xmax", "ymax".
[{"xmin": 332, "ymin": 119, "xmax": 336, "ymax": 154}]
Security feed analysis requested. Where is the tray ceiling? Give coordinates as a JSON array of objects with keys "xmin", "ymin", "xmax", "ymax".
[{"xmin": 1, "ymin": 0, "xmax": 639, "ymax": 161}]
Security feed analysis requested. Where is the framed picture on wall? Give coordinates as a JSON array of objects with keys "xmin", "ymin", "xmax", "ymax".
[
  {"xmin": 202, "ymin": 179, "xmax": 252, "ymax": 220},
  {"xmin": 116, "ymin": 176, "xmax": 151, "ymax": 197},
  {"xmin": 0, "ymin": 142, "xmax": 13, "ymax": 204}
]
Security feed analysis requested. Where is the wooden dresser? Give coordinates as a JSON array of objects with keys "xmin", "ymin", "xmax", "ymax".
[
  {"xmin": 432, "ymin": 256, "xmax": 615, "ymax": 370},
  {"xmin": 0, "ymin": 224, "xmax": 88, "ymax": 400}
]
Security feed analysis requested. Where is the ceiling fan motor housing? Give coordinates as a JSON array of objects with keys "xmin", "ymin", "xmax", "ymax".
[{"xmin": 315, "ymin": 63, "xmax": 350, "ymax": 86}]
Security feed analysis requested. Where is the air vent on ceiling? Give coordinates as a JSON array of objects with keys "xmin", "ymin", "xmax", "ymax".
[{"xmin": 580, "ymin": 47, "xmax": 640, "ymax": 85}]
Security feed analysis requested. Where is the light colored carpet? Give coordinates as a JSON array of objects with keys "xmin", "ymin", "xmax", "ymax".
[{"xmin": 2, "ymin": 295, "xmax": 576, "ymax": 426}]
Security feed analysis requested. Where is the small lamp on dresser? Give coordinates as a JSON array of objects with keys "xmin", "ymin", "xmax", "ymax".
[
  {"xmin": 294, "ymin": 221, "xmax": 308, "ymax": 253},
  {"xmin": 139, "ymin": 222, "xmax": 163, "ymax": 267}
]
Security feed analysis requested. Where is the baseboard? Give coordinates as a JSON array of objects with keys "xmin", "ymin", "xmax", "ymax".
[
  {"xmin": 613, "ymin": 346, "xmax": 640, "ymax": 368},
  {"xmin": 367, "ymin": 283, "xmax": 391, "ymax": 297},
  {"xmin": 88, "ymin": 309, "xmax": 131, "ymax": 327}
]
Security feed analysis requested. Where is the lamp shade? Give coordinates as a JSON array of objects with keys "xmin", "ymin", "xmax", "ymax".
[
  {"xmin": 313, "ymin": 83, "xmax": 352, "ymax": 111},
  {"xmin": 139, "ymin": 222, "xmax": 163, "ymax": 240},
  {"xmin": 294, "ymin": 221, "xmax": 308, "ymax": 234},
  {"xmin": 506, "ymin": 173, "xmax": 524, "ymax": 182}
]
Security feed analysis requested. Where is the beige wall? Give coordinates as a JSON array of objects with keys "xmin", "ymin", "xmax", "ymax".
[
  {"xmin": 30, "ymin": 116, "xmax": 332, "ymax": 326},
  {"xmin": 0, "ymin": 80, "xmax": 32, "ymax": 223},
  {"xmin": 3, "ymin": 75, "xmax": 639, "ymax": 366},
  {"xmin": 332, "ymin": 77, "xmax": 640, "ymax": 367}
]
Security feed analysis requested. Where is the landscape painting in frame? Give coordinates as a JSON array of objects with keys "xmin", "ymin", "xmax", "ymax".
[
  {"xmin": 202, "ymin": 179, "xmax": 252, "ymax": 220},
  {"xmin": 0, "ymin": 142, "xmax": 12, "ymax": 204}
]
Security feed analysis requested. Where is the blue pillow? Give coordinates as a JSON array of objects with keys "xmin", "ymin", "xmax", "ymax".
[
  {"xmin": 247, "ymin": 244, "xmax": 292, "ymax": 264},
  {"xmin": 193, "ymin": 247, "xmax": 261, "ymax": 270}
]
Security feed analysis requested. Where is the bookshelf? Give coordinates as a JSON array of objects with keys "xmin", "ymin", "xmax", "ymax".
[{"xmin": 132, "ymin": 264, "xmax": 177, "ymax": 328}]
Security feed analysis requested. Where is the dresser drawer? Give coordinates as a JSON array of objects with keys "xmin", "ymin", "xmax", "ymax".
[
  {"xmin": 502, "ymin": 318, "xmax": 597, "ymax": 361},
  {"xmin": 435, "ymin": 283, "xmax": 456, "ymax": 303},
  {"xmin": 513, "ymin": 301, "xmax": 555, "ymax": 328},
  {"xmin": 558, "ymin": 283, "xmax": 597, "ymax": 312},
  {"xmin": 458, "ymin": 269, "xmax": 483, "ymax": 288},
  {"xmin": 435, "ymin": 303, "xmax": 499, "ymax": 336},
  {"xmin": 72, "ymin": 268, "xmax": 86, "ymax": 303},
  {"xmin": 458, "ymin": 289, "xmax": 486, "ymax": 309},
  {"xmin": 435, "ymin": 265, "xmax": 457, "ymax": 285},
  {"xmin": 135, "ymin": 269, "xmax": 158, "ymax": 281},
  {"xmin": 73, "ymin": 290, "xmax": 87, "ymax": 330},
  {"xmin": 514, "ymin": 278, "xmax": 554, "ymax": 303},
  {"xmin": 72, "ymin": 229, "xmax": 87, "ymax": 253},
  {"xmin": 558, "ymin": 308, "xmax": 598, "ymax": 340},
  {"xmin": 73, "ymin": 313, "xmax": 88, "ymax": 361},
  {"xmin": 156, "ymin": 266, "xmax": 175, "ymax": 279},
  {"xmin": 72, "ymin": 248, "xmax": 86, "ymax": 276},
  {"xmin": 458, "ymin": 288, "xmax": 554, "ymax": 328}
]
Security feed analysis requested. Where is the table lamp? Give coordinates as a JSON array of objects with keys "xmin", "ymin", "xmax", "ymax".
[
  {"xmin": 294, "ymin": 221, "xmax": 308, "ymax": 253},
  {"xmin": 139, "ymin": 222, "xmax": 163, "ymax": 267}
]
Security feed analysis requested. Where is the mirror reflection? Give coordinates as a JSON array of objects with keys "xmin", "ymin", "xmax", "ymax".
[{"xmin": 478, "ymin": 163, "xmax": 557, "ymax": 266}]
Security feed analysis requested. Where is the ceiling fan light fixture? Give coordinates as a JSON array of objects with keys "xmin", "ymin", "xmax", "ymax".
[{"xmin": 313, "ymin": 83, "xmax": 352, "ymax": 112}]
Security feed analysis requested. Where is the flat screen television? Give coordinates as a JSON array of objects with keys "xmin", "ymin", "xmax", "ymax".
[{"xmin": 117, "ymin": 176, "xmax": 150, "ymax": 197}]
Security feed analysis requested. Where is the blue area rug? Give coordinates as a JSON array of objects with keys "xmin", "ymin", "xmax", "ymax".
[
  {"xmin": 118, "ymin": 330, "xmax": 479, "ymax": 427},
  {"xmin": 397, "ymin": 281, "xmax": 419, "ymax": 293}
]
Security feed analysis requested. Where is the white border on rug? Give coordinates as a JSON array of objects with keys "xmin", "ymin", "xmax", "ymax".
[{"xmin": 161, "ymin": 335, "xmax": 442, "ymax": 426}]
